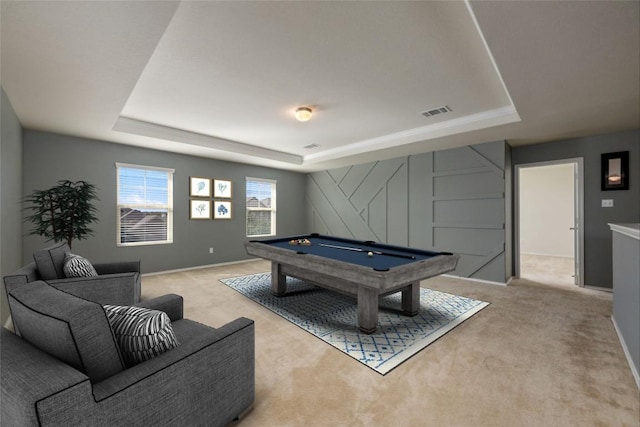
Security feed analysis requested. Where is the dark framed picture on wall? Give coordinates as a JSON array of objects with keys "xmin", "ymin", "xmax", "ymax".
[
  {"xmin": 190, "ymin": 177, "xmax": 211, "ymax": 198},
  {"xmin": 214, "ymin": 179, "xmax": 232, "ymax": 198},
  {"xmin": 190, "ymin": 200, "xmax": 211, "ymax": 219},
  {"xmin": 601, "ymin": 151, "xmax": 629, "ymax": 191},
  {"xmin": 213, "ymin": 201, "xmax": 232, "ymax": 219}
]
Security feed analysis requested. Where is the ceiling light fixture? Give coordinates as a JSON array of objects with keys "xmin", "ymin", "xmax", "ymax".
[{"xmin": 295, "ymin": 107, "xmax": 312, "ymax": 122}]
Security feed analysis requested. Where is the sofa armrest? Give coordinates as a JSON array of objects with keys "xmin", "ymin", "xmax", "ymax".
[
  {"xmin": 47, "ymin": 273, "xmax": 141, "ymax": 305},
  {"xmin": 4, "ymin": 318, "xmax": 255, "ymax": 426},
  {"xmin": 0, "ymin": 328, "xmax": 92, "ymax": 426},
  {"xmin": 90, "ymin": 318, "xmax": 255, "ymax": 426},
  {"xmin": 3, "ymin": 262, "xmax": 40, "ymax": 292},
  {"xmin": 93, "ymin": 260, "xmax": 141, "ymax": 275},
  {"xmin": 135, "ymin": 294, "xmax": 184, "ymax": 321}
]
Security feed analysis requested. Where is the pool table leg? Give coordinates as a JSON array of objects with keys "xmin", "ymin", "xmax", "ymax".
[
  {"xmin": 401, "ymin": 282, "xmax": 420, "ymax": 316},
  {"xmin": 271, "ymin": 262, "xmax": 287, "ymax": 296},
  {"xmin": 357, "ymin": 286, "xmax": 379, "ymax": 334}
]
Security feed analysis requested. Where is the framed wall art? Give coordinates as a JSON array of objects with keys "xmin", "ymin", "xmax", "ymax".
[
  {"xmin": 601, "ymin": 151, "xmax": 629, "ymax": 191},
  {"xmin": 190, "ymin": 199, "xmax": 211, "ymax": 219},
  {"xmin": 213, "ymin": 200, "xmax": 232, "ymax": 219},
  {"xmin": 214, "ymin": 179, "xmax": 232, "ymax": 198},
  {"xmin": 190, "ymin": 177, "xmax": 211, "ymax": 198}
]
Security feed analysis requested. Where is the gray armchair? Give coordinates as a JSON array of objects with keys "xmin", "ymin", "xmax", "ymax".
[
  {"xmin": 1, "ymin": 280, "xmax": 255, "ymax": 426},
  {"xmin": 3, "ymin": 242, "xmax": 141, "ymax": 306}
]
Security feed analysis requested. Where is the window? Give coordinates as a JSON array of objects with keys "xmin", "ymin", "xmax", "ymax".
[
  {"xmin": 116, "ymin": 163, "xmax": 174, "ymax": 246},
  {"xmin": 246, "ymin": 178, "xmax": 276, "ymax": 237}
]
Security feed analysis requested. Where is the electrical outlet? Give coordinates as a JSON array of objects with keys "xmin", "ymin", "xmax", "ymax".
[
  {"xmin": 209, "ymin": 248, "xmax": 214, "ymax": 254},
  {"xmin": 601, "ymin": 199, "xmax": 614, "ymax": 208}
]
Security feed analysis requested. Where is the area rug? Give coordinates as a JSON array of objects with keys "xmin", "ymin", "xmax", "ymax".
[{"xmin": 220, "ymin": 273, "xmax": 489, "ymax": 375}]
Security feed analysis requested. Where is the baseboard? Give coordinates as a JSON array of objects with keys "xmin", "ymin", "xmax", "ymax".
[
  {"xmin": 141, "ymin": 258, "xmax": 258, "ymax": 277},
  {"xmin": 584, "ymin": 285, "xmax": 613, "ymax": 293},
  {"xmin": 443, "ymin": 274, "xmax": 508, "ymax": 287},
  {"xmin": 611, "ymin": 316, "xmax": 640, "ymax": 390},
  {"xmin": 520, "ymin": 252, "xmax": 573, "ymax": 259}
]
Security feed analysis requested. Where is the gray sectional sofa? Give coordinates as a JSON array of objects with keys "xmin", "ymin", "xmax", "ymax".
[
  {"xmin": 1, "ymin": 280, "xmax": 255, "ymax": 426},
  {"xmin": 3, "ymin": 242, "xmax": 141, "ymax": 306}
]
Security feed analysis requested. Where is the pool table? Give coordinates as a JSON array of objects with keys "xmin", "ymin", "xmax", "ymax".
[{"xmin": 244, "ymin": 233, "xmax": 459, "ymax": 334}]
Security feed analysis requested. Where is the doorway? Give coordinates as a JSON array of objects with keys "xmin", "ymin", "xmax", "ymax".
[{"xmin": 515, "ymin": 159, "xmax": 584, "ymax": 287}]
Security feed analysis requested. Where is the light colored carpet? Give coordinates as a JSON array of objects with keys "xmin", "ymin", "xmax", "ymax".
[
  {"xmin": 520, "ymin": 253, "xmax": 576, "ymax": 287},
  {"xmin": 220, "ymin": 272, "xmax": 489, "ymax": 374},
  {"xmin": 142, "ymin": 260, "xmax": 640, "ymax": 427}
]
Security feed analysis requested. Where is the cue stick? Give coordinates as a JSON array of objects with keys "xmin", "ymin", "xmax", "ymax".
[{"xmin": 318, "ymin": 243, "xmax": 415, "ymax": 260}]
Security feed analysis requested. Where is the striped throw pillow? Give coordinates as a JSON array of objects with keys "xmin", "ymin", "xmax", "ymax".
[
  {"xmin": 103, "ymin": 305, "xmax": 179, "ymax": 367},
  {"xmin": 63, "ymin": 252, "xmax": 98, "ymax": 277}
]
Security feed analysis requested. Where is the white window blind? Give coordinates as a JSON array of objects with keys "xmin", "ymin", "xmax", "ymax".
[
  {"xmin": 246, "ymin": 178, "xmax": 276, "ymax": 237},
  {"xmin": 116, "ymin": 163, "xmax": 174, "ymax": 246}
]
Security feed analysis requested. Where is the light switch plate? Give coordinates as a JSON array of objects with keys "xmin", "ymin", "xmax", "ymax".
[{"xmin": 602, "ymin": 199, "xmax": 614, "ymax": 207}]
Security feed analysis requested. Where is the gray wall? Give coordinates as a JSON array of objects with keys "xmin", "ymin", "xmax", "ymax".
[
  {"xmin": 1, "ymin": 87, "xmax": 23, "ymax": 325},
  {"xmin": 22, "ymin": 130, "xmax": 308, "ymax": 273},
  {"xmin": 511, "ymin": 129, "xmax": 640, "ymax": 288},
  {"xmin": 11, "ymin": 115, "xmax": 639, "ymax": 292},
  {"xmin": 306, "ymin": 140, "xmax": 511, "ymax": 283}
]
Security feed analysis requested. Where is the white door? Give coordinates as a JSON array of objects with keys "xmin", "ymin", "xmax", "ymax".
[{"xmin": 515, "ymin": 158, "xmax": 584, "ymax": 287}]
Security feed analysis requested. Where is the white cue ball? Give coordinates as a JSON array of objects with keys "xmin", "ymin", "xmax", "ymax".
[{"xmin": 367, "ymin": 251, "xmax": 374, "ymax": 257}]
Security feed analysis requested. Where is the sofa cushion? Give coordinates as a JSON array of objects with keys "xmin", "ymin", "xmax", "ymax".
[
  {"xmin": 63, "ymin": 252, "xmax": 98, "ymax": 277},
  {"xmin": 33, "ymin": 242, "xmax": 70, "ymax": 280},
  {"xmin": 7, "ymin": 280, "xmax": 125, "ymax": 383},
  {"xmin": 104, "ymin": 305, "xmax": 180, "ymax": 367}
]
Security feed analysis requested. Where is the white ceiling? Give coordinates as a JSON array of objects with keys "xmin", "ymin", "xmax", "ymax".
[{"xmin": 2, "ymin": 1, "xmax": 638, "ymax": 172}]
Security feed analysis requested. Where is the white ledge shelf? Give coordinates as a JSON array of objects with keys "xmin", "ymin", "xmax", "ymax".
[{"xmin": 608, "ymin": 223, "xmax": 640, "ymax": 240}]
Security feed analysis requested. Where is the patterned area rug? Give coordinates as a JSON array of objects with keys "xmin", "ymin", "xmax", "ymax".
[{"xmin": 220, "ymin": 273, "xmax": 489, "ymax": 375}]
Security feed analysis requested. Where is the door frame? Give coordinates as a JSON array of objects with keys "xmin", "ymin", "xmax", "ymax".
[{"xmin": 514, "ymin": 158, "xmax": 584, "ymax": 287}]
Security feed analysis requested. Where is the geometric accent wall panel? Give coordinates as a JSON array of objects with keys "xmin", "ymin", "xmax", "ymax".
[
  {"xmin": 427, "ymin": 141, "xmax": 506, "ymax": 281},
  {"xmin": 306, "ymin": 140, "xmax": 508, "ymax": 283},
  {"xmin": 307, "ymin": 157, "xmax": 409, "ymax": 245}
]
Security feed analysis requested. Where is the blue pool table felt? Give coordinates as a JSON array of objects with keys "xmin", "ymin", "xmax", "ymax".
[{"xmin": 262, "ymin": 235, "xmax": 443, "ymax": 271}]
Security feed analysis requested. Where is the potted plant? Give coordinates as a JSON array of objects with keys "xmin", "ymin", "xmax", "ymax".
[{"xmin": 24, "ymin": 180, "xmax": 99, "ymax": 249}]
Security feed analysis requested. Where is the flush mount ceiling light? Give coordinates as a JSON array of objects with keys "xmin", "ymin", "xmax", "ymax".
[{"xmin": 295, "ymin": 107, "xmax": 312, "ymax": 122}]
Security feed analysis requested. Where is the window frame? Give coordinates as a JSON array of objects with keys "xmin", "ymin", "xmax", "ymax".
[
  {"xmin": 245, "ymin": 177, "xmax": 277, "ymax": 238},
  {"xmin": 116, "ymin": 162, "xmax": 174, "ymax": 247}
]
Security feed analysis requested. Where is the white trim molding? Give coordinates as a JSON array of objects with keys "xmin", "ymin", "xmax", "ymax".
[
  {"xmin": 609, "ymin": 223, "xmax": 640, "ymax": 240},
  {"xmin": 612, "ymin": 316, "xmax": 640, "ymax": 390}
]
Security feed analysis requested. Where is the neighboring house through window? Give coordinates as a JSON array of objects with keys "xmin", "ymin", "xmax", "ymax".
[
  {"xmin": 116, "ymin": 163, "xmax": 174, "ymax": 246},
  {"xmin": 246, "ymin": 177, "xmax": 276, "ymax": 237}
]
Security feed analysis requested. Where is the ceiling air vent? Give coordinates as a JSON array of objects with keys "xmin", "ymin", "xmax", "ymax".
[
  {"xmin": 421, "ymin": 105, "xmax": 452, "ymax": 118},
  {"xmin": 304, "ymin": 143, "xmax": 320, "ymax": 149}
]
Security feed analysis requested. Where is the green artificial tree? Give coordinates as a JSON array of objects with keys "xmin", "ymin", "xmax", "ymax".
[{"xmin": 24, "ymin": 180, "xmax": 99, "ymax": 249}]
